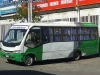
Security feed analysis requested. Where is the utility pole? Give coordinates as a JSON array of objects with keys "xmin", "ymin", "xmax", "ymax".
[
  {"xmin": 21, "ymin": 0, "xmax": 40, "ymax": 22},
  {"xmin": 28, "ymin": 0, "xmax": 33, "ymax": 22},
  {"xmin": 76, "ymin": 0, "xmax": 80, "ymax": 22}
]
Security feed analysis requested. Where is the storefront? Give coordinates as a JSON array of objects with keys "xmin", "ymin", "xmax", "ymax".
[{"xmin": 33, "ymin": 0, "xmax": 100, "ymax": 25}]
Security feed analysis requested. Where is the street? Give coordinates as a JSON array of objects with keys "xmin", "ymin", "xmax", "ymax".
[{"xmin": 0, "ymin": 54, "xmax": 100, "ymax": 75}]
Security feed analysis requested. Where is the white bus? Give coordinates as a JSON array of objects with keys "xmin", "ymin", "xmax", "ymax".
[{"xmin": 0, "ymin": 22, "xmax": 99, "ymax": 66}]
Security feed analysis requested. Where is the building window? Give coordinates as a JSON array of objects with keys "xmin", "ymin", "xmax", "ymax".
[
  {"xmin": 63, "ymin": 18, "xmax": 69, "ymax": 21},
  {"xmin": 90, "ymin": 15, "xmax": 99, "ymax": 25}
]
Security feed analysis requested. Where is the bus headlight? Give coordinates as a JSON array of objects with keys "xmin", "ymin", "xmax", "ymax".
[{"xmin": 13, "ymin": 50, "xmax": 21, "ymax": 53}]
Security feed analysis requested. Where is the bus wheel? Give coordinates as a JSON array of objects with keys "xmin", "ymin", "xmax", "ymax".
[
  {"xmin": 73, "ymin": 51, "xmax": 81, "ymax": 61},
  {"xmin": 24, "ymin": 55, "xmax": 34, "ymax": 66}
]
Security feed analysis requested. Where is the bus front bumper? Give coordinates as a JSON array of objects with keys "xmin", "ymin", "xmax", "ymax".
[{"xmin": 0, "ymin": 50, "xmax": 24, "ymax": 62}]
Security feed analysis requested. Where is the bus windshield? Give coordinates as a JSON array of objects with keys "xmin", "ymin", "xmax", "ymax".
[{"xmin": 2, "ymin": 28, "xmax": 27, "ymax": 47}]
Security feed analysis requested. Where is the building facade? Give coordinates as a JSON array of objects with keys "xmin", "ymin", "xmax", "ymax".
[
  {"xmin": 0, "ymin": 0, "xmax": 20, "ymax": 24},
  {"xmin": 0, "ymin": 0, "xmax": 20, "ymax": 41},
  {"xmin": 35, "ymin": 0, "xmax": 99, "ymax": 25}
]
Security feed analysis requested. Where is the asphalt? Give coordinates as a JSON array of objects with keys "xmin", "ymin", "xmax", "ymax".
[{"xmin": 0, "ymin": 54, "xmax": 100, "ymax": 75}]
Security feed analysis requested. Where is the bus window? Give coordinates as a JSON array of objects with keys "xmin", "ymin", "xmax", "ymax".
[
  {"xmin": 94, "ymin": 29, "xmax": 98, "ymax": 39},
  {"xmin": 78, "ymin": 28, "xmax": 83, "ymax": 40},
  {"xmin": 91, "ymin": 28, "xmax": 98, "ymax": 40},
  {"xmin": 63, "ymin": 28, "xmax": 70, "ymax": 41},
  {"xmin": 42, "ymin": 27, "xmax": 48, "ymax": 43},
  {"xmin": 49, "ymin": 28, "xmax": 53, "ymax": 34},
  {"xmin": 78, "ymin": 28, "xmax": 83, "ymax": 34},
  {"xmin": 54, "ymin": 28, "xmax": 61, "ymax": 34},
  {"xmin": 25, "ymin": 27, "xmax": 41, "ymax": 48},
  {"xmin": 70, "ymin": 28, "xmax": 76, "ymax": 41},
  {"xmin": 83, "ymin": 28, "xmax": 90, "ymax": 40},
  {"xmin": 4, "ymin": 29, "xmax": 26, "ymax": 44},
  {"xmin": 49, "ymin": 27, "xmax": 62, "ymax": 42},
  {"xmin": 49, "ymin": 28, "xmax": 54, "ymax": 42},
  {"xmin": 54, "ymin": 27, "xmax": 62, "ymax": 42}
]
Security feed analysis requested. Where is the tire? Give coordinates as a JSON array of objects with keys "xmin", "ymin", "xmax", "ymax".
[
  {"xmin": 24, "ymin": 55, "xmax": 34, "ymax": 66},
  {"xmin": 73, "ymin": 51, "xmax": 81, "ymax": 61}
]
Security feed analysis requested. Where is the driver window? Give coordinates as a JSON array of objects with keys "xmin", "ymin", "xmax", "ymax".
[{"xmin": 25, "ymin": 27, "xmax": 41, "ymax": 48}]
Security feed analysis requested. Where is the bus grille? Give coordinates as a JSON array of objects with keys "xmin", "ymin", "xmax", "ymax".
[{"xmin": 3, "ymin": 50, "xmax": 13, "ymax": 53}]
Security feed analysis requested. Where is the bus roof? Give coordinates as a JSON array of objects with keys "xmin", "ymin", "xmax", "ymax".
[{"xmin": 13, "ymin": 22, "xmax": 97, "ymax": 28}]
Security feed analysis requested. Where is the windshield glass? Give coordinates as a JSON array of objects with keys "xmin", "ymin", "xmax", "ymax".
[{"xmin": 2, "ymin": 25, "xmax": 28, "ymax": 47}]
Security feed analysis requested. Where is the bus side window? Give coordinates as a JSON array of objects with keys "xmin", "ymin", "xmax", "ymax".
[
  {"xmin": 49, "ymin": 28, "xmax": 54, "ymax": 42},
  {"xmin": 83, "ymin": 28, "xmax": 90, "ymax": 40},
  {"xmin": 94, "ymin": 29, "xmax": 98, "ymax": 39},
  {"xmin": 78, "ymin": 28, "xmax": 83, "ymax": 40},
  {"xmin": 43, "ymin": 27, "xmax": 48, "ymax": 43},
  {"xmin": 54, "ymin": 27, "xmax": 62, "ymax": 42},
  {"xmin": 63, "ymin": 28, "xmax": 70, "ymax": 41},
  {"xmin": 91, "ymin": 28, "xmax": 98, "ymax": 40},
  {"xmin": 70, "ymin": 28, "xmax": 76, "ymax": 41}
]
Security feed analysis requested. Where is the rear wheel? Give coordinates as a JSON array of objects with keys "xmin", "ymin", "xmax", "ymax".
[
  {"xmin": 73, "ymin": 51, "xmax": 81, "ymax": 61},
  {"xmin": 24, "ymin": 55, "xmax": 34, "ymax": 66}
]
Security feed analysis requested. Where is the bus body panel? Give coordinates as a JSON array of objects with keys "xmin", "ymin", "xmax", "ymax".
[
  {"xmin": 23, "ymin": 42, "xmax": 79, "ymax": 61},
  {"xmin": 24, "ymin": 45, "xmax": 43, "ymax": 61},
  {"xmin": 78, "ymin": 40, "xmax": 99, "ymax": 56},
  {"xmin": 42, "ymin": 42, "xmax": 78, "ymax": 60}
]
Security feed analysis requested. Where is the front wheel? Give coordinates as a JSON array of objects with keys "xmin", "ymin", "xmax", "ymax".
[
  {"xmin": 73, "ymin": 51, "xmax": 81, "ymax": 61},
  {"xmin": 24, "ymin": 55, "xmax": 34, "ymax": 66}
]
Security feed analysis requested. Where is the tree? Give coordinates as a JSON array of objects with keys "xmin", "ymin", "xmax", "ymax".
[{"xmin": 13, "ymin": 2, "xmax": 42, "ymax": 22}]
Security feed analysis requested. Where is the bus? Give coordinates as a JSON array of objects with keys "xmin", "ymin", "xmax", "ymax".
[{"xmin": 0, "ymin": 22, "xmax": 99, "ymax": 66}]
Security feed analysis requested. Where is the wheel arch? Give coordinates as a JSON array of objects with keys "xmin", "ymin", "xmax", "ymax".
[
  {"xmin": 73, "ymin": 50, "xmax": 82, "ymax": 61},
  {"xmin": 74, "ymin": 50, "xmax": 82, "ymax": 56},
  {"xmin": 24, "ymin": 53, "xmax": 36, "ymax": 61}
]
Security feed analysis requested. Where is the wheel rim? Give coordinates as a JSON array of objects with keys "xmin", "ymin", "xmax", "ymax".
[
  {"xmin": 24, "ymin": 56, "xmax": 33, "ymax": 66},
  {"xmin": 74, "ymin": 52, "xmax": 80, "ymax": 60}
]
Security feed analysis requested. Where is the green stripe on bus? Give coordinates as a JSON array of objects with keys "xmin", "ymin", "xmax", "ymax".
[
  {"xmin": 78, "ymin": 40, "xmax": 98, "ymax": 56},
  {"xmin": 25, "ymin": 45, "xmax": 43, "ymax": 61},
  {"xmin": 82, "ymin": 22, "xmax": 97, "ymax": 27}
]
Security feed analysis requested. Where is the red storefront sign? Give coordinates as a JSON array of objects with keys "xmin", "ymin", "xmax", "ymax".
[
  {"xmin": 78, "ymin": 0, "xmax": 100, "ymax": 6},
  {"xmin": 34, "ymin": 0, "xmax": 76, "ymax": 11},
  {"xmin": 33, "ymin": 0, "xmax": 100, "ymax": 11}
]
